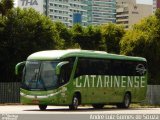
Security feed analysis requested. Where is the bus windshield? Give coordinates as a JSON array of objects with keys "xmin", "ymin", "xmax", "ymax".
[{"xmin": 22, "ymin": 61, "xmax": 59, "ymax": 90}]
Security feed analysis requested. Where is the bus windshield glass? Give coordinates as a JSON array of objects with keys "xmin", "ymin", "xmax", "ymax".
[{"xmin": 22, "ymin": 61, "xmax": 59, "ymax": 90}]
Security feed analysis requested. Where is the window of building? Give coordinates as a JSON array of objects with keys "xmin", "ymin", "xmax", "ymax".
[
  {"xmin": 49, "ymin": 15, "xmax": 53, "ymax": 18},
  {"xmin": 64, "ymin": 0, "xmax": 68, "ymax": 2},
  {"xmin": 50, "ymin": 3, "xmax": 53, "ymax": 6},
  {"xmin": 50, "ymin": 9, "xmax": 53, "ymax": 12}
]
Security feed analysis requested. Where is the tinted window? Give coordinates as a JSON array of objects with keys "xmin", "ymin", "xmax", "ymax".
[
  {"xmin": 75, "ymin": 58, "xmax": 147, "ymax": 78},
  {"xmin": 59, "ymin": 57, "xmax": 75, "ymax": 85}
]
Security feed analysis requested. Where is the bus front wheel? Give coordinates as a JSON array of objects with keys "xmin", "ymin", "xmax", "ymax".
[
  {"xmin": 39, "ymin": 105, "xmax": 47, "ymax": 110},
  {"xmin": 69, "ymin": 95, "xmax": 79, "ymax": 110}
]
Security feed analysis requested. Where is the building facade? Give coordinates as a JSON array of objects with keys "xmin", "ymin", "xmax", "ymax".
[
  {"xmin": 116, "ymin": 0, "xmax": 152, "ymax": 29},
  {"xmin": 86, "ymin": 0, "xmax": 116, "ymax": 25},
  {"xmin": 157, "ymin": 0, "xmax": 160, "ymax": 8},
  {"xmin": 18, "ymin": 0, "xmax": 44, "ymax": 13},
  {"xmin": 18, "ymin": 0, "xmax": 116, "ymax": 26},
  {"xmin": 45, "ymin": 0, "xmax": 88, "ymax": 27},
  {"xmin": 153, "ymin": 0, "xmax": 160, "ymax": 13},
  {"xmin": 153, "ymin": 0, "xmax": 157, "ymax": 13}
]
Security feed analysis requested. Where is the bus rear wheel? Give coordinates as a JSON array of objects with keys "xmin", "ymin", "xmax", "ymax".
[
  {"xmin": 69, "ymin": 95, "xmax": 79, "ymax": 110},
  {"xmin": 117, "ymin": 93, "xmax": 131, "ymax": 108},
  {"xmin": 92, "ymin": 104, "xmax": 104, "ymax": 109},
  {"xmin": 39, "ymin": 105, "xmax": 47, "ymax": 110}
]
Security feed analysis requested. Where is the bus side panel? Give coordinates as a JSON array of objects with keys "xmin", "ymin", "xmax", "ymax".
[{"xmin": 73, "ymin": 75, "xmax": 124, "ymax": 104}]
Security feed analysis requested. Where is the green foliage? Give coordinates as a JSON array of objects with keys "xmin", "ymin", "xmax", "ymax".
[
  {"xmin": 71, "ymin": 24, "xmax": 105, "ymax": 50},
  {"xmin": 120, "ymin": 30, "xmax": 148, "ymax": 56},
  {"xmin": 0, "ymin": 0, "xmax": 14, "ymax": 17},
  {"xmin": 120, "ymin": 10, "xmax": 160, "ymax": 84},
  {"xmin": 53, "ymin": 21, "xmax": 78, "ymax": 49},
  {"xmin": 71, "ymin": 24, "xmax": 87, "ymax": 49},
  {"xmin": 155, "ymin": 8, "xmax": 160, "ymax": 19},
  {"xmin": 101, "ymin": 23, "xmax": 125, "ymax": 54},
  {"xmin": 0, "ymin": 8, "xmax": 60, "ymax": 82}
]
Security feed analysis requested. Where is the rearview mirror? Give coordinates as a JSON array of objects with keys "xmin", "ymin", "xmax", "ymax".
[
  {"xmin": 15, "ymin": 61, "xmax": 26, "ymax": 75},
  {"xmin": 56, "ymin": 61, "xmax": 69, "ymax": 75}
]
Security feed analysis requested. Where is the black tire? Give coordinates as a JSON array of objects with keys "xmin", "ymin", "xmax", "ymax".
[
  {"xmin": 69, "ymin": 95, "xmax": 79, "ymax": 110},
  {"xmin": 39, "ymin": 105, "xmax": 47, "ymax": 111},
  {"xmin": 116, "ymin": 103, "xmax": 123, "ymax": 108},
  {"xmin": 92, "ymin": 104, "xmax": 104, "ymax": 109},
  {"xmin": 117, "ymin": 93, "xmax": 131, "ymax": 108}
]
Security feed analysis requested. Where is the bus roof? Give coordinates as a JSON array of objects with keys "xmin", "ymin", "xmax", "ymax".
[{"xmin": 27, "ymin": 49, "xmax": 146, "ymax": 62}]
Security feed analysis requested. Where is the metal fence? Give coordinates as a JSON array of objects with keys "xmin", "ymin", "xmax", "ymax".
[
  {"xmin": 0, "ymin": 83, "xmax": 160, "ymax": 104},
  {"xmin": 146, "ymin": 85, "xmax": 160, "ymax": 105},
  {"xmin": 0, "ymin": 82, "xmax": 20, "ymax": 103}
]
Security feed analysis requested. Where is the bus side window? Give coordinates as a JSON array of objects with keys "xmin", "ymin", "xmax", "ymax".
[
  {"xmin": 75, "ymin": 58, "xmax": 111, "ymax": 77},
  {"xmin": 59, "ymin": 64, "xmax": 70, "ymax": 85},
  {"xmin": 75, "ymin": 58, "xmax": 89, "ymax": 78},
  {"xmin": 59, "ymin": 57, "xmax": 75, "ymax": 85}
]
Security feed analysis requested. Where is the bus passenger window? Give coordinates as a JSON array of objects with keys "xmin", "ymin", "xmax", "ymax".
[{"xmin": 59, "ymin": 64, "xmax": 69, "ymax": 85}]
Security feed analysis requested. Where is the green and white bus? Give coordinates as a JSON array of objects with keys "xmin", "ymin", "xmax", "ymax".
[{"xmin": 15, "ymin": 50, "xmax": 147, "ymax": 110}]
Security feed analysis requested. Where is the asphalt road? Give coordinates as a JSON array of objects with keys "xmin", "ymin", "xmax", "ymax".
[
  {"xmin": 0, "ymin": 105, "xmax": 160, "ymax": 114},
  {"xmin": 0, "ymin": 105, "xmax": 160, "ymax": 120}
]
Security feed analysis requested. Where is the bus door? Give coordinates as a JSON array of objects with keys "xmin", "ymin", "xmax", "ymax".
[{"xmin": 57, "ymin": 58, "xmax": 75, "ymax": 104}]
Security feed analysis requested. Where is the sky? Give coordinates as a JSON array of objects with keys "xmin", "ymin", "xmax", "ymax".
[{"xmin": 136, "ymin": 0, "xmax": 153, "ymax": 5}]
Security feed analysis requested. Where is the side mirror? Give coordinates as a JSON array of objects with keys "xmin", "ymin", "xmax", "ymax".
[
  {"xmin": 56, "ymin": 61, "xmax": 69, "ymax": 75},
  {"xmin": 15, "ymin": 61, "xmax": 26, "ymax": 75}
]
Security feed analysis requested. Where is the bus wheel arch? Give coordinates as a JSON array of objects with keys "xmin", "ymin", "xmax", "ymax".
[
  {"xmin": 69, "ymin": 92, "xmax": 81, "ymax": 110},
  {"xmin": 117, "ymin": 91, "xmax": 131, "ymax": 109},
  {"xmin": 126, "ymin": 91, "xmax": 131, "ymax": 102},
  {"xmin": 123, "ymin": 91, "xmax": 131, "ymax": 108}
]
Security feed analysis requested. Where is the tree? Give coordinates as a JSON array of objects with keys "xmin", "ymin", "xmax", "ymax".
[
  {"xmin": 72, "ymin": 24, "xmax": 105, "ymax": 50},
  {"xmin": 71, "ymin": 24, "xmax": 85, "ymax": 49},
  {"xmin": 101, "ymin": 23, "xmax": 125, "ymax": 54},
  {"xmin": 53, "ymin": 22, "xmax": 78, "ymax": 49},
  {"xmin": 0, "ymin": 8, "xmax": 60, "ymax": 82},
  {"xmin": 120, "ymin": 11, "xmax": 160, "ymax": 84},
  {"xmin": 0, "ymin": 0, "xmax": 14, "ymax": 17},
  {"xmin": 155, "ymin": 8, "xmax": 160, "ymax": 19},
  {"xmin": 120, "ymin": 30, "xmax": 148, "ymax": 57}
]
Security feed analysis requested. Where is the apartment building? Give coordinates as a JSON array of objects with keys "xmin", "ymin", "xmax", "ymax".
[
  {"xmin": 87, "ymin": 0, "xmax": 116, "ymax": 25},
  {"xmin": 46, "ymin": 0, "xmax": 88, "ymax": 26},
  {"xmin": 153, "ymin": 0, "xmax": 160, "ymax": 13},
  {"xmin": 153, "ymin": 0, "xmax": 157, "ymax": 13},
  {"xmin": 18, "ymin": 0, "xmax": 87, "ymax": 27},
  {"xmin": 18, "ymin": 0, "xmax": 116, "ymax": 26},
  {"xmin": 116, "ymin": 0, "xmax": 152, "ymax": 29}
]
